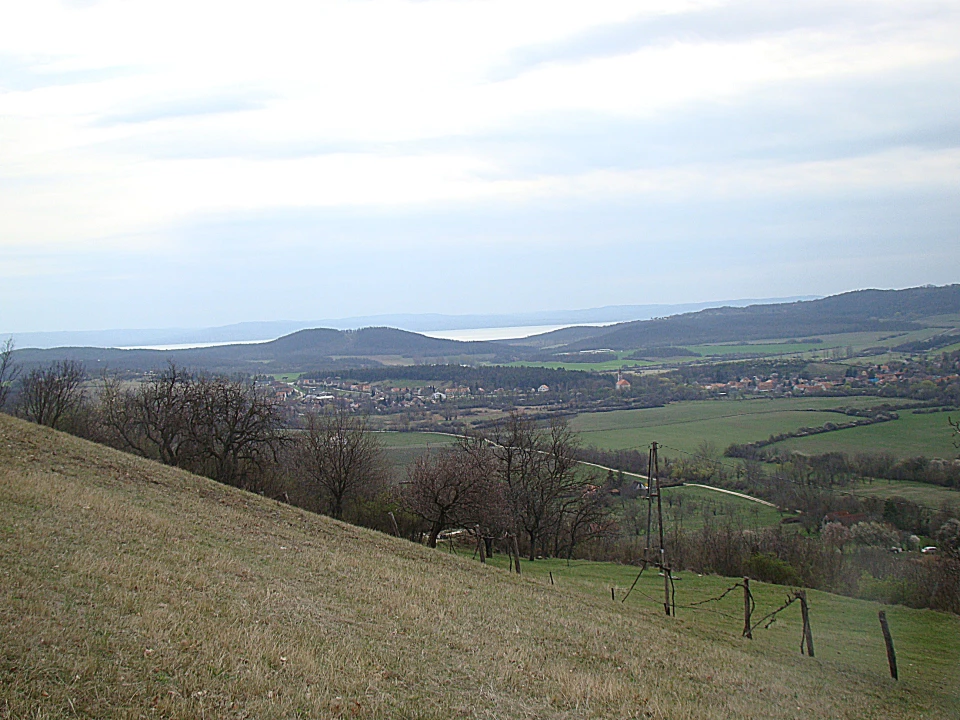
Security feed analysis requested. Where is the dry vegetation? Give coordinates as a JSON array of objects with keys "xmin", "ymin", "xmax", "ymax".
[{"xmin": 0, "ymin": 415, "xmax": 953, "ymax": 719}]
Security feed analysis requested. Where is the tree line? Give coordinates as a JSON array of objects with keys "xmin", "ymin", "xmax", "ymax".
[{"xmin": 1, "ymin": 353, "xmax": 616, "ymax": 563}]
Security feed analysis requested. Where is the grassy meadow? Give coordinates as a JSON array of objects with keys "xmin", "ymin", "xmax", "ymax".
[
  {"xmin": 767, "ymin": 410, "xmax": 959, "ymax": 459},
  {"xmin": 377, "ymin": 430, "xmax": 459, "ymax": 477},
  {"xmin": 658, "ymin": 484, "xmax": 784, "ymax": 530},
  {"xmin": 4, "ymin": 416, "xmax": 960, "ymax": 718},
  {"xmin": 477, "ymin": 556, "xmax": 960, "ymax": 705},
  {"xmin": 504, "ymin": 320, "xmax": 960, "ymax": 371},
  {"xmin": 568, "ymin": 397, "xmax": 896, "ymax": 456},
  {"xmin": 505, "ymin": 356, "xmax": 654, "ymax": 372},
  {"xmin": 846, "ymin": 478, "xmax": 960, "ymax": 514}
]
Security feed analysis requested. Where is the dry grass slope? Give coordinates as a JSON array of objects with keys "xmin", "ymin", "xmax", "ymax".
[{"xmin": 0, "ymin": 415, "xmax": 951, "ymax": 719}]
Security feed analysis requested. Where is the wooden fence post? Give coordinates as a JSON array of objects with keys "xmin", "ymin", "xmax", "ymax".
[
  {"xmin": 743, "ymin": 578, "xmax": 753, "ymax": 639},
  {"xmin": 878, "ymin": 611, "xmax": 898, "ymax": 680},
  {"xmin": 477, "ymin": 535, "xmax": 486, "ymax": 564},
  {"xmin": 663, "ymin": 567, "xmax": 671, "ymax": 616},
  {"xmin": 387, "ymin": 512, "xmax": 400, "ymax": 538},
  {"xmin": 798, "ymin": 590, "xmax": 814, "ymax": 657},
  {"xmin": 511, "ymin": 535, "xmax": 522, "ymax": 576}
]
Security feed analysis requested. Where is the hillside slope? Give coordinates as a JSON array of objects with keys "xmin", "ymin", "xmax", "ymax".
[
  {"xmin": 0, "ymin": 415, "xmax": 954, "ymax": 719},
  {"xmin": 549, "ymin": 284, "xmax": 960, "ymax": 351}
]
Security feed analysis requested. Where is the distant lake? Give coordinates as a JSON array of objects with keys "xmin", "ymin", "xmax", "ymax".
[
  {"xmin": 115, "ymin": 339, "xmax": 273, "ymax": 351},
  {"xmin": 115, "ymin": 323, "xmax": 615, "ymax": 350},
  {"xmin": 420, "ymin": 324, "xmax": 613, "ymax": 342}
]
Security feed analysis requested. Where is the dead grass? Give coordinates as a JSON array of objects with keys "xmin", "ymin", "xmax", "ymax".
[{"xmin": 0, "ymin": 415, "xmax": 953, "ymax": 719}]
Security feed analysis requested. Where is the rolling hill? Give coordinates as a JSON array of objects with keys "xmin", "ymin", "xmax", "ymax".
[
  {"xmin": 520, "ymin": 285, "xmax": 960, "ymax": 353},
  {"xmin": 8, "ymin": 284, "xmax": 960, "ymax": 375},
  {"xmin": 2, "ymin": 413, "xmax": 957, "ymax": 719},
  {"xmin": 9, "ymin": 327, "xmax": 521, "ymax": 374}
]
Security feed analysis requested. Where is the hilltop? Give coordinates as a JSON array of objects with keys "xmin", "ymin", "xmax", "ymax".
[
  {"xmin": 1, "ymin": 414, "xmax": 956, "ymax": 719},
  {"xmin": 520, "ymin": 285, "xmax": 960, "ymax": 352}
]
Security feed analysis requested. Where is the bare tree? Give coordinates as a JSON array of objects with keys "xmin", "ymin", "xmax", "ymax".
[
  {"xmin": 401, "ymin": 449, "xmax": 498, "ymax": 548},
  {"xmin": 98, "ymin": 367, "xmax": 285, "ymax": 491},
  {"xmin": 16, "ymin": 360, "xmax": 86, "ymax": 429},
  {"xmin": 454, "ymin": 431, "xmax": 511, "ymax": 541},
  {"xmin": 552, "ymin": 480, "xmax": 615, "ymax": 560},
  {"xmin": 295, "ymin": 408, "xmax": 385, "ymax": 520},
  {"xmin": 185, "ymin": 374, "xmax": 287, "ymax": 490},
  {"xmin": 99, "ymin": 363, "xmax": 193, "ymax": 466},
  {"xmin": 0, "ymin": 338, "xmax": 19, "ymax": 411},
  {"xmin": 490, "ymin": 412, "xmax": 582, "ymax": 560}
]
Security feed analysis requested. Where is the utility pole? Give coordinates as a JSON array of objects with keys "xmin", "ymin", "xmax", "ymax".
[{"xmin": 629, "ymin": 442, "xmax": 673, "ymax": 615}]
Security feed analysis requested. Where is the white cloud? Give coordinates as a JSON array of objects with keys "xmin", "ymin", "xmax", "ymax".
[{"xmin": 1, "ymin": 0, "xmax": 958, "ymax": 327}]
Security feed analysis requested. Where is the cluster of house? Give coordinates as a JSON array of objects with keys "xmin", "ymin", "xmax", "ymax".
[
  {"xmin": 865, "ymin": 364, "xmax": 960, "ymax": 386},
  {"xmin": 698, "ymin": 375, "xmax": 840, "ymax": 396},
  {"xmin": 697, "ymin": 363, "xmax": 960, "ymax": 396},
  {"xmin": 257, "ymin": 376, "xmax": 562, "ymax": 415}
]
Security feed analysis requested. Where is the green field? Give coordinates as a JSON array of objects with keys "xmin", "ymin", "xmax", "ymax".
[
  {"xmin": 501, "ymin": 323, "xmax": 959, "ymax": 372},
  {"xmin": 768, "ymin": 411, "xmax": 959, "ymax": 459},
  {"xmin": 377, "ymin": 430, "xmax": 461, "ymax": 448},
  {"xmin": 569, "ymin": 397, "xmax": 896, "ymax": 456},
  {"xmin": 377, "ymin": 431, "xmax": 459, "ymax": 476},
  {"xmin": 845, "ymin": 478, "xmax": 960, "ymax": 513},
  {"xmin": 658, "ymin": 484, "xmax": 785, "ymax": 530},
  {"xmin": 504, "ymin": 356, "xmax": 654, "ymax": 372},
  {"xmin": 684, "ymin": 341, "xmax": 834, "ymax": 357},
  {"xmin": 611, "ymin": 484, "xmax": 786, "ymax": 534}
]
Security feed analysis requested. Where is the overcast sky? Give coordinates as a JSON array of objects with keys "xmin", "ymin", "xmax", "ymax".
[{"xmin": 2, "ymin": 0, "xmax": 959, "ymax": 332}]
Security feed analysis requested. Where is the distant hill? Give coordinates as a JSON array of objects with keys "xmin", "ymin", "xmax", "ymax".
[
  {"xmin": 10, "ymin": 327, "xmax": 521, "ymax": 373},
  {"xmin": 2, "ymin": 414, "xmax": 954, "ymax": 718},
  {"xmin": 535, "ymin": 285, "xmax": 960, "ymax": 352},
  {"xmin": 8, "ymin": 285, "xmax": 959, "ymax": 374},
  {"xmin": 501, "ymin": 324, "xmax": 616, "ymax": 349},
  {"xmin": 4, "ymin": 296, "xmax": 818, "ymax": 349}
]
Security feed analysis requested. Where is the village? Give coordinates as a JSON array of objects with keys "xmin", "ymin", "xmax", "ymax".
[{"xmin": 251, "ymin": 353, "xmax": 960, "ymax": 425}]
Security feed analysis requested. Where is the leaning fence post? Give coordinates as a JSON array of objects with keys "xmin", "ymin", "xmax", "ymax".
[
  {"xmin": 743, "ymin": 578, "xmax": 753, "ymax": 639},
  {"xmin": 511, "ymin": 535, "xmax": 522, "ymax": 576},
  {"xmin": 387, "ymin": 512, "xmax": 400, "ymax": 538},
  {"xmin": 878, "ymin": 610, "xmax": 898, "ymax": 680},
  {"xmin": 798, "ymin": 590, "xmax": 814, "ymax": 657}
]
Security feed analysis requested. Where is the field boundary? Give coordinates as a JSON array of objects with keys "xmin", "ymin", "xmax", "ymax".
[{"xmin": 683, "ymin": 483, "xmax": 778, "ymax": 507}]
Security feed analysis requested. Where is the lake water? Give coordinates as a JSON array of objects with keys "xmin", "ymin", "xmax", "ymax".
[
  {"xmin": 420, "ymin": 325, "xmax": 577, "ymax": 341},
  {"xmin": 115, "ymin": 339, "xmax": 273, "ymax": 351},
  {"xmin": 116, "ymin": 323, "xmax": 616, "ymax": 350}
]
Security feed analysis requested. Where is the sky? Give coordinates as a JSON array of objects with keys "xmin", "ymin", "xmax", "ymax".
[{"xmin": 1, "ymin": 0, "xmax": 959, "ymax": 333}]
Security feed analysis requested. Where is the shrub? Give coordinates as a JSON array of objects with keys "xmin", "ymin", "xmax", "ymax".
[
  {"xmin": 850, "ymin": 521, "xmax": 899, "ymax": 548},
  {"xmin": 745, "ymin": 552, "xmax": 800, "ymax": 586},
  {"xmin": 857, "ymin": 573, "xmax": 924, "ymax": 606}
]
